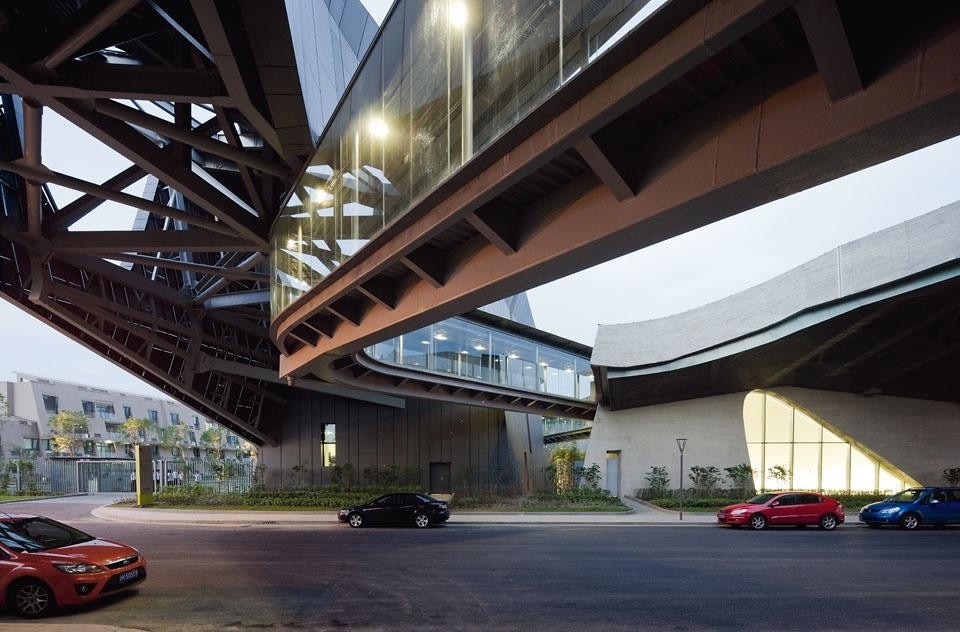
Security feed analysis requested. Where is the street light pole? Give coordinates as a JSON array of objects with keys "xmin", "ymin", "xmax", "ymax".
[{"xmin": 677, "ymin": 438, "xmax": 687, "ymax": 521}]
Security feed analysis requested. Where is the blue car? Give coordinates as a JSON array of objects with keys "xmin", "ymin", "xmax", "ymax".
[{"xmin": 859, "ymin": 487, "xmax": 960, "ymax": 529}]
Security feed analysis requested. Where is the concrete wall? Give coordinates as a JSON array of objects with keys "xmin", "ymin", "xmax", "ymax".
[
  {"xmin": 585, "ymin": 393, "xmax": 751, "ymax": 498},
  {"xmin": 585, "ymin": 388, "xmax": 960, "ymax": 496},
  {"xmin": 260, "ymin": 388, "xmax": 519, "ymax": 491}
]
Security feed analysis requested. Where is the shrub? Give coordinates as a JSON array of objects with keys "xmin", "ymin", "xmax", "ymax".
[
  {"xmin": 724, "ymin": 463, "xmax": 754, "ymax": 494},
  {"xmin": 644, "ymin": 466, "xmax": 670, "ymax": 498},
  {"xmin": 688, "ymin": 466, "xmax": 721, "ymax": 497},
  {"xmin": 943, "ymin": 467, "xmax": 960, "ymax": 486}
]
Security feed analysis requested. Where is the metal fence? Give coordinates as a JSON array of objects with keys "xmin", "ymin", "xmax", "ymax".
[{"xmin": 2, "ymin": 457, "xmax": 256, "ymax": 495}]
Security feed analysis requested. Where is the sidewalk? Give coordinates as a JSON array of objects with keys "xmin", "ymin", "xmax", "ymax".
[{"xmin": 92, "ymin": 496, "xmax": 717, "ymax": 526}]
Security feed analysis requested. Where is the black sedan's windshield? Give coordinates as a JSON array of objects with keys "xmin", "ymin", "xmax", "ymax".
[
  {"xmin": 746, "ymin": 493, "xmax": 778, "ymax": 504},
  {"xmin": 0, "ymin": 518, "xmax": 95, "ymax": 552}
]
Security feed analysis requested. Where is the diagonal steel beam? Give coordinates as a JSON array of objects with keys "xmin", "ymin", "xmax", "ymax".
[
  {"xmin": 46, "ymin": 164, "xmax": 146, "ymax": 231},
  {"xmin": 103, "ymin": 252, "xmax": 268, "ymax": 282},
  {"xmin": 95, "ymin": 99, "xmax": 291, "ymax": 179},
  {"xmin": 22, "ymin": 101, "xmax": 43, "ymax": 239},
  {"xmin": 0, "ymin": 159, "xmax": 237, "ymax": 237},
  {"xmin": 190, "ymin": 0, "xmax": 284, "ymax": 159},
  {"xmin": 41, "ymin": 0, "xmax": 142, "ymax": 69},
  {"xmin": 214, "ymin": 105, "xmax": 265, "ymax": 216},
  {"xmin": 0, "ymin": 58, "xmax": 269, "ymax": 248}
]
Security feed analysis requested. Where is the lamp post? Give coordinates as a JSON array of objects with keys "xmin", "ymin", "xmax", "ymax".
[{"xmin": 677, "ymin": 438, "xmax": 687, "ymax": 521}]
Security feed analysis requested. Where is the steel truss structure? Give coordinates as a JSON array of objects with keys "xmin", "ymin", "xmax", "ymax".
[{"xmin": 0, "ymin": 0, "xmax": 310, "ymax": 445}]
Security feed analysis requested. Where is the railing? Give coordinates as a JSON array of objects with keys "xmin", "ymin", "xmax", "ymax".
[
  {"xmin": 364, "ymin": 316, "xmax": 595, "ymax": 400},
  {"xmin": 271, "ymin": 0, "xmax": 668, "ymax": 316}
]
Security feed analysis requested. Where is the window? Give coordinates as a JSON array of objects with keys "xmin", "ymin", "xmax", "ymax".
[
  {"xmin": 743, "ymin": 391, "xmax": 916, "ymax": 494},
  {"xmin": 95, "ymin": 402, "xmax": 115, "ymax": 420},
  {"xmin": 226, "ymin": 435, "xmax": 238, "ymax": 446},
  {"xmin": 123, "ymin": 406, "xmax": 132, "ymax": 419},
  {"xmin": 81, "ymin": 400, "xmax": 95, "ymax": 417},
  {"xmin": 105, "ymin": 423, "xmax": 121, "ymax": 434},
  {"xmin": 42, "ymin": 395, "xmax": 58, "ymax": 414},
  {"xmin": 776, "ymin": 494, "xmax": 797, "ymax": 506},
  {"xmin": 192, "ymin": 416, "xmax": 200, "ymax": 428},
  {"xmin": 321, "ymin": 424, "xmax": 336, "ymax": 467},
  {"xmin": 189, "ymin": 431, "xmax": 197, "ymax": 443},
  {"xmin": 147, "ymin": 410, "xmax": 158, "ymax": 423},
  {"xmin": 799, "ymin": 494, "xmax": 821, "ymax": 505},
  {"xmin": 170, "ymin": 412, "xmax": 180, "ymax": 425}
]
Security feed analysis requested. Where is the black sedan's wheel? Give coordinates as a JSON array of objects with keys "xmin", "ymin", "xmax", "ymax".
[
  {"xmin": 749, "ymin": 514, "xmax": 768, "ymax": 530},
  {"xmin": 818, "ymin": 514, "xmax": 838, "ymax": 530},
  {"xmin": 414, "ymin": 513, "xmax": 430, "ymax": 528},
  {"xmin": 10, "ymin": 579, "xmax": 55, "ymax": 618},
  {"xmin": 899, "ymin": 512, "xmax": 921, "ymax": 530},
  {"xmin": 348, "ymin": 513, "xmax": 364, "ymax": 528}
]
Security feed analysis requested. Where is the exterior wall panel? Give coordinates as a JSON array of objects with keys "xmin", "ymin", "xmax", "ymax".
[{"xmin": 261, "ymin": 388, "xmax": 511, "ymax": 490}]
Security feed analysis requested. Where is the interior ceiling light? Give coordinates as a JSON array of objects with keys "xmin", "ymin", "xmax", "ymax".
[
  {"xmin": 368, "ymin": 116, "xmax": 389, "ymax": 138},
  {"xmin": 507, "ymin": 351, "xmax": 519, "ymax": 359},
  {"xmin": 433, "ymin": 331, "xmax": 448, "ymax": 341},
  {"xmin": 473, "ymin": 343, "xmax": 486, "ymax": 351},
  {"xmin": 420, "ymin": 340, "xmax": 430, "ymax": 345},
  {"xmin": 448, "ymin": 1, "xmax": 468, "ymax": 27}
]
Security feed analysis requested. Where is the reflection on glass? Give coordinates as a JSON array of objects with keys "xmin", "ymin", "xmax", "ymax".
[
  {"xmin": 271, "ymin": 0, "xmax": 662, "ymax": 316},
  {"xmin": 742, "ymin": 391, "xmax": 913, "ymax": 493},
  {"xmin": 363, "ymin": 316, "xmax": 593, "ymax": 401}
]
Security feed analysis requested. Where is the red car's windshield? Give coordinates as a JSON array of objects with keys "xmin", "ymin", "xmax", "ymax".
[
  {"xmin": 0, "ymin": 518, "xmax": 95, "ymax": 552},
  {"xmin": 746, "ymin": 493, "xmax": 778, "ymax": 504}
]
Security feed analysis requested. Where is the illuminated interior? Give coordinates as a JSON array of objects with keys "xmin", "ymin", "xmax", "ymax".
[{"xmin": 742, "ymin": 391, "xmax": 919, "ymax": 494}]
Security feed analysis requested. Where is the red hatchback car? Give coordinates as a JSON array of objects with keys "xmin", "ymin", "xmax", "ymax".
[
  {"xmin": 717, "ymin": 492, "xmax": 845, "ymax": 530},
  {"xmin": 0, "ymin": 514, "xmax": 146, "ymax": 617}
]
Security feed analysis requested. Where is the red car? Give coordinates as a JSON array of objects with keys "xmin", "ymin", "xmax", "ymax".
[
  {"xmin": 717, "ymin": 492, "xmax": 844, "ymax": 530},
  {"xmin": 0, "ymin": 514, "xmax": 146, "ymax": 617}
]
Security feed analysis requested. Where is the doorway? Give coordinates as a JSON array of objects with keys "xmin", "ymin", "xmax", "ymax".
[
  {"xmin": 429, "ymin": 462, "xmax": 451, "ymax": 494},
  {"xmin": 605, "ymin": 451, "xmax": 621, "ymax": 497}
]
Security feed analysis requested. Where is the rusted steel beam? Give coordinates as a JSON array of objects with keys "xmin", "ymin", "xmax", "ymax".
[
  {"xmin": 51, "ymin": 229, "xmax": 255, "ymax": 254},
  {"xmin": 277, "ymin": 7, "xmax": 960, "ymax": 377},
  {"xmin": 41, "ymin": 0, "xmax": 141, "ymax": 69},
  {"xmin": 796, "ymin": 0, "xmax": 862, "ymax": 101}
]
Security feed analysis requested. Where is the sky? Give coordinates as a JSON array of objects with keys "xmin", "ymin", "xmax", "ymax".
[{"xmin": 2, "ymin": 0, "xmax": 960, "ymax": 397}]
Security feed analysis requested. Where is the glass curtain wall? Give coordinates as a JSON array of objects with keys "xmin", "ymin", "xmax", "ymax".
[
  {"xmin": 742, "ymin": 391, "xmax": 918, "ymax": 494},
  {"xmin": 365, "ymin": 316, "xmax": 594, "ymax": 400},
  {"xmin": 272, "ymin": 0, "xmax": 661, "ymax": 316}
]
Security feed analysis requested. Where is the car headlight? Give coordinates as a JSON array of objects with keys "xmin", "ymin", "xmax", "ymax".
[
  {"xmin": 730, "ymin": 509, "xmax": 748, "ymax": 515},
  {"xmin": 54, "ymin": 563, "xmax": 105, "ymax": 574},
  {"xmin": 879, "ymin": 507, "xmax": 901, "ymax": 515}
]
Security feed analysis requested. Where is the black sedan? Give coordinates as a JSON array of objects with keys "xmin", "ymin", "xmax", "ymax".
[{"xmin": 338, "ymin": 493, "xmax": 450, "ymax": 528}]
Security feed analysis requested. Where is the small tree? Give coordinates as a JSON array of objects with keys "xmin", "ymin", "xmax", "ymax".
[
  {"xmin": 688, "ymin": 465, "xmax": 722, "ymax": 496},
  {"xmin": 49, "ymin": 411, "xmax": 88, "ymax": 456},
  {"xmin": 943, "ymin": 467, "xmax": 960, "ymax": 486},
  {"xmin": 550, "ymin": 446, "xmax": 584, "ymax": 493},
  {"xmin": 767, "ymin": 465, "xmax": 791, "ymax": 490},
  {"xmin": 121, "ymin": 417, "xmax": 157, "ymax": 446},
  {"xmin": 644, "ymin": 466, "xmax": 670, "ymax": 498},
  {"xmin": 725, "ymin": 463, "xmax": 755, "ymax": 496},
  {"xmin": 159, "ymin": 424, "xmax": 189, "ymax": 460}
]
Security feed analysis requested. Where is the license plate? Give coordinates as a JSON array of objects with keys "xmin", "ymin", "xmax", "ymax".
[{"xmin": 118, "ymin": 569, "xmax": 140, "ymax": 584}]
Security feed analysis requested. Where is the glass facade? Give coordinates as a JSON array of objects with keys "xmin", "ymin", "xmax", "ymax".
[
  {"xmin": 365, "ymin": 316, "xmax": 594, "ymax": 400},
  {"xmin": 272, "ymin": 0, "xmax": 664, "ymax": 316},
  {"xmin": 742, "ymin": 391, "xmax": 918, "ymax": 494}
]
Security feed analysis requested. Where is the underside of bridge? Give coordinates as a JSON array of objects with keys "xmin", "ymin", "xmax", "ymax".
[
  {"xmin": 0, "ymin": 0, "xmax": 307, "ymax": 445},
  {"xmin": 274, "ymin": 0, "xmax": 960, "ymax": 388},
  {"xmin": 3, "ymin": 1, "xmax": 960, "ymax": 448}
]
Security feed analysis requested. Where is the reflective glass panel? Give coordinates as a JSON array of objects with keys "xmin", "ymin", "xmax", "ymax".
[{"xmin": 850, "ymin": 447, "xmax": 877, "ymax": 492}]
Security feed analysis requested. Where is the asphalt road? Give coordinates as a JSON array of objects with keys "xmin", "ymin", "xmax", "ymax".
[{"xmin": 0, "ymin": 496, "xmax": 957, "ymax": 631}]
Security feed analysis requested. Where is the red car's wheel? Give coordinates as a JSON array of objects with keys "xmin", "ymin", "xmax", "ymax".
[
  {"xmin": 9, "ymin": 579, "xmax": 55, "ymax": 618},
  {"xmin": 818, "ymin": 514, "xmax": 839, "ymax": 530},
  {"xmin": 749, "ymin": 514, "xmax": 768, "ymax": 530}
]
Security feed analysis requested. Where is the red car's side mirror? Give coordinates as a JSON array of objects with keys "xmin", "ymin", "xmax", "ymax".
[{"xmin": 770, "ymin": 501, "xmax": 779, "ymax": 506}]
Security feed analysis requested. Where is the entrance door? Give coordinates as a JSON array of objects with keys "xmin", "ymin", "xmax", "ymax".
[
  {"xmin": 605, "ymin": 451, "xmax": 621, "ymax": 497},
  {"xmin": 429, "ymin": 462, "xmax": 451, "ymax": 494}
]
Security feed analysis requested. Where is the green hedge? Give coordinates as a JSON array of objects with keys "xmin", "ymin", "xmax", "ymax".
[{"xmin": 153, "ymin": 485, "xmax": 420, "ymax": 508}]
